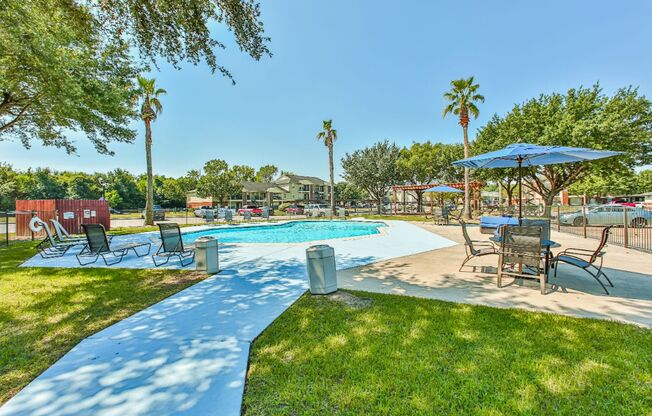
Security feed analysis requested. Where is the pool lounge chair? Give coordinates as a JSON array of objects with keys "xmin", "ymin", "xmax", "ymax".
[
  {"xmin": 152, "ymin": 223, "xmax": 195, "ymax": 267},
  {"xmin": 459, "ymin": 219, "xmax": 497, "ymax": 271},
  {"xmin": 76, "ymin": 224, "xmax": 151, "ymax": 266},
  {"xmin": 51, "ymin": 218, "xmax": 107, "ymax": 244},
  {"xmin": 30, "ymin": 217, "xmax": 83, "ymax": 258},
  {"xmin": 552, "ymin": 226, "xmax": 614, "ymax": 294}
]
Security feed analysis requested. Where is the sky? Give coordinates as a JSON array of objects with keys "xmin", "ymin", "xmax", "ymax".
[{"xmin": 2, "ymin": 0, "xmax": 652, "ymax": 180}]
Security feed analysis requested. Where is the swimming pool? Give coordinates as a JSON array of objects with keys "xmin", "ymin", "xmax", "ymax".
[{"xmin": 182, "ymin": 221, "xmax": 386, "ymax": 244}]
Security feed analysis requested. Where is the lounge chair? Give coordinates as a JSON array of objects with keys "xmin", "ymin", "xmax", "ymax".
[
  {"xmin": 30, "ymin": 217, "xmax": 83, "ymax": 258},
  {"xmin": 51, "ymin": 218, "xmax": 101, "ymax": 243},
  {"xmin": 76, "ymin": 224, "xmax": 151, "ymax": 266},
  {"xmin": 152, "ymin": 223, "xmax": 195, "ymax": 267},
  {"xmin": 497, "ymin": 225, "xmax": 546, "ymax": 294},
  {"xmin": 551, "ymin": 226, "xmax": 613, "ymax": 294},
  {"xmin": 459, "ymin": 219, "xmax": 497, "ymax": 271}
]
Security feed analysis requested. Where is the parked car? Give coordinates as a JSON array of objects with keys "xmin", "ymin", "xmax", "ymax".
[
  {"xmin": 305, "ymin": 204, "xmax": 332, "ymax": 217},
  {"xmin": 109, "ymin": 208, "xmax": 121, "ymax": 214},
  {"xmin": 141, "ymin": 205, "xmax": 165, "ymax": 220},
  {"xmin": 194, "ymin": 206, "xmax": 216, "ymax": 218},
  {"xmin": 238, "ymin": 205, "xmax": 274, "ymax": 216},
  {"xmin": 285, "ymin": 204, "xmax": 304, "ymax": 215},
  {"xmin": 559, "ymin": 204, "xmax": 651, "ymax": 227}
]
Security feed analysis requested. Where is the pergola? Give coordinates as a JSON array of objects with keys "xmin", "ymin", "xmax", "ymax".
[{"xmin": 391, "ymin": 181, "xmax": 483, "ymax": 214}]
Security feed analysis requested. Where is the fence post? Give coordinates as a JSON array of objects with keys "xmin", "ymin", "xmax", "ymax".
[
  {"xmin": 582, "ymin": 206, "xmax": 587, "ymax": 239},
  {"xmin": 623, "ymin": 208, "xmax": 629, "ymax": 249},
  {"xmin": 557, "ymin": 206, "xmax": 561, "ymax": 232},
  {"xmin": 31, "ymin": 210, "xmax": 35, "ymax": 241},
  {"xmin": 4, "ymin": 212, "xmax": 8, "ymax": 247}
]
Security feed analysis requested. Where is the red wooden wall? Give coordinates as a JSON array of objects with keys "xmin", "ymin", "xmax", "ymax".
[{"xmin": 15, "ymin": 199, "xmax": 110, "ymax": 237}]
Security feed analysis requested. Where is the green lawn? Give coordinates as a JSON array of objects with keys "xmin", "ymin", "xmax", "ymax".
[
  {"xmin": 0, "ymin": 242, "xmax": 207, "ymax": 404},
  {"xmin": 244, "ymin": 291, "xmax": 652, "ymax": 415}
]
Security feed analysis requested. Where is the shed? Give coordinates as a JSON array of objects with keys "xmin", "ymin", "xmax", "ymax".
[{"xmin": 15, "ymin": 199, "xmax": 110, "ymax": 238}]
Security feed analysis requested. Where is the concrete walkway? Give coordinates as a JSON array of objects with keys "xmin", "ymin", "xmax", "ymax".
[
  {"xmin": 0, "ymin": 220, "xmax": 455, "ymax": 416},
  {"xmin": 338, "ymin": 223, "xmax": 652, "ymax": 328}
]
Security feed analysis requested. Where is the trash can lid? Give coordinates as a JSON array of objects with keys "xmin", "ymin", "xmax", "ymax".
[
  {"xmin": 306, "ymin": 244, "xmax": 334, "ymax": 259},
  {"xmin": 195, "ymin": 236, "xmax": 218, "ymax": 247}
]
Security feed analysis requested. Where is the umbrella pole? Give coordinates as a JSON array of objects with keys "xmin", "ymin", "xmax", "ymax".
[{"xmin": 518, "ymin": 157, "xmax": 523, "ymax": 225}]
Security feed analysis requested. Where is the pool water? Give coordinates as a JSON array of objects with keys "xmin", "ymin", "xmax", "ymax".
[{"xmin": 182, "ymin": 221, "xmax": 386, "ymax": 244}]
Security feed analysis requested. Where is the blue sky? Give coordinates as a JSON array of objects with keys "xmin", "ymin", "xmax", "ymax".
[{"xmin": 2, "ymin": 0, "xmax": 651, "ymax": 180}]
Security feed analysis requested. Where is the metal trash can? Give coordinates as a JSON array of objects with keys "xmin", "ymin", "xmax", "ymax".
[
  {"xmin": 306, "ymin": 244, "xmax": 337, "ymax": 294},
  {"xmin": 262, "ymin": 207, "xmax": 270, "ymax": 220},
  {"xmin": 243, "ymin": 210, "xmax": 252, "ymax": 220},
  {"xmin": 224, "ymin": 210, "xmax": 233, "ymax": 222},
  {"xmin": 195, "ymin": 236, "xmax": 219, "ymax": 273}
]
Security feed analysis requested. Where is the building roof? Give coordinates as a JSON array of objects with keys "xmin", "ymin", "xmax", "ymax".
[
  {"xmin": 275, "ymin": 174, "xmax": 328, "ymax": 186},
  {"xmin": 241, "ymin": 181, "xmax": 286, "ymax": 193}
]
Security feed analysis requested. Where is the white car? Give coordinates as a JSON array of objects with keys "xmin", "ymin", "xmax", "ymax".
[
  {"xmin": 194, "ymin": 206, "xmax": 216, "ymax": 218},
  {"xmin": 305, "ymin": 204, "xmax": 332, "ymax": 217}
]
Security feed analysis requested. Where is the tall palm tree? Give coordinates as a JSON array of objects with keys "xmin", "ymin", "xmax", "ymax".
[
  {"xmin": 135, "ymin": 76, "xmax": 166, "ymax": 225},
  {"xmin": 443, "ymin": 76, "xmax": 484, "ymax": 220},
  {"xmin": 316, "ymin": 120, "xmax": 337, "ymax": 215}
]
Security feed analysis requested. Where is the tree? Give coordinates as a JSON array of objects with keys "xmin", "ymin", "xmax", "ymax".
[
  {"xmin": 334, "ymin": 182, "xmax": 368, "ymax": 203},
  {"xmin": 568, "ymin": 170, "xmax": 638, "ymax": 198},
  {"xmin": 104, "ymin": 189, "xmax": 123, "ymax": 209},
  {"xmin": 97, "ymin": 0, "xmax": 271, "ymax": 81},
  {"xmin": 1, "ymin": 0, "xmax": 270, "ymax": 154},
  {"xmin": 0, "ymin": 163, "xmax": 18, "ymax": 210},
  {"xmin": 317, "ymin": 120, "xmax": 337, "ymax": 214},
  {"xmin": 197, "ymin": 159, "xmax": 233, "ymax": 206},
  {"xmin": 341, "ymin": 140, "xmax": 401, "ymax": 214},
  {"xmin": 255, "ymin": 165, "xmax": 278, "ymax": 183},
  {"xmin": 637, "ymin": 170, "xmax": 652, "ymax": 193},
  {"xmin": 135, "ymin": 76, "xmax": 166, "ymax": 225},
  {"xmin": 397, "ymin": 141, "xmax": 465, "ymax": 211},
  {"xmin": 0, "ymin": 0, "xmax": 139, "ymax": 154},
  {"xmin": 443, "ymin": 76, "xmax": 485, "ymax": 219},
  {"xmin": 62, "ymin": 173, "xmax": 101, "ymax": 200},
  {"xmin": 106, "ymin": 169, "xmax": 142, "ymax": 209},
  {"xmin": 474, "ymin": 84, "xmax": 652, "ymax": 215}
]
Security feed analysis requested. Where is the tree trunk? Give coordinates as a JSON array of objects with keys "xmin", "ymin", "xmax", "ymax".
[
  {"xmin": 461, "ymin": 121, "xmax": 471, "ymax": 220},
  {"xmin": 144, "ymin": 119, "xmax": 154, "ymax": 226},
  {"xmin": 377, "ymin": 195, "xmax": 382, "ymax": 215},
  {"xmin": 328, "ymin": 143, "xmax": 335, "ymax": 215}
]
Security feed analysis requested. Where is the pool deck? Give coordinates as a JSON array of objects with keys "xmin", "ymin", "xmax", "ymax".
[{"xmin": 1, "ymin": 220, "xmax": 456, "ymax": 416}]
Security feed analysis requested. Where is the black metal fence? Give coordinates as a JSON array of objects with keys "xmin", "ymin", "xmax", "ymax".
[{"xmin": 550, "ymin": 205, "xmax": 652, "ymax": 253}]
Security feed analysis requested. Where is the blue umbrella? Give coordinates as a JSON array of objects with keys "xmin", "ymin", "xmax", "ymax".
[{"xmin": 453, "ymin": 143, "xmax": 621, "ymax": 222}]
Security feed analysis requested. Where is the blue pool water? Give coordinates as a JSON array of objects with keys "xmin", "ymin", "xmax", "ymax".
[{"xmin": 182, "ymin": 221, "xmax": 386, "ymax": 244}]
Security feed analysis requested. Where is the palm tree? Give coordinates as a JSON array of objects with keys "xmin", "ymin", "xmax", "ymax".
[
  {"xmin": 443, "ymin": 76, "xmax": 484, "ymax": 220},
  {"xmin": 316, "ymin": 120, "xmax": 337, "ymax": 215},
  {"xmin": 135, "ymin": 76, "xmax": 166, "ymax": 225}
]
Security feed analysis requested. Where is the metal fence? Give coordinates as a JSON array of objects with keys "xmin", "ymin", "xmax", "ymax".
[{"xmin": 550, "ymin": 205, "xmax": 652, "ymax": 253}]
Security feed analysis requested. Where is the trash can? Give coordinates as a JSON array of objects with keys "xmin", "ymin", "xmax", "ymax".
[
  {"xmin": 195, "ymin": 236, "xmax": 219, "ymax": 273},
  {"xmin": 224, "ymin": 210, "xmax": 233, "ymax": 222},
  {"xmin": 243, "ymin": 210, "xmax": 252, "ymax": 220},
  {"xmin": 262, "ymin": 207, "xmax": 270, "ymax": 220},
  {"xmin": 337, "ymin": 207, "xmax": 346, "ymax": 219},
  {"xmin": 306, "ymin": 244, "xmax": 337, "ymax": 294}
]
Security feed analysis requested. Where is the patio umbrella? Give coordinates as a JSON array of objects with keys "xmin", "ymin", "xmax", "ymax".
[
  {"xmin": 452, "ymin": 143, "xmax": 621, "ymax": 222},
  {"xmin": 424, "ymin": 185, "xmax": 463, "ymax": 215}
]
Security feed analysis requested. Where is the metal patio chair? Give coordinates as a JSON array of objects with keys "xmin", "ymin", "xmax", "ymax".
[
  {"xmin": 459, "ymin": 219, "xmax": 498, "ymax": 271},
  {"xmin": 152, "ymin": 223, "xmax": 195, "ymax": 267},
  {"xmin": 551, "ymin": 226, "xmax": 614, "ymax": 294},
  {"xmin": 30, "ymin": 217, "xmax": 83, "ymax": 258},
  {"xmin": 497, "ymin": 225, "xmax": 546, "ymax": 294}
]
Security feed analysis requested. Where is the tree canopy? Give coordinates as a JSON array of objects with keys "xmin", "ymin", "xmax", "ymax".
[
  {"xmin": 1, "ymin": 0, "xmax": 270, "ymax": 154},
  {"xmin": 341, "ymin": 140, "xmax": 401, "ymax": 214},
  {"xmin": 474, "ymin": 84, "xmax": 652, "ymax": 211}
]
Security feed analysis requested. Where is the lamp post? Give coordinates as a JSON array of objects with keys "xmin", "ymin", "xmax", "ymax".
[{"xmin": 98, "ymin": 178, "xmax": 106, "ymax": 200}]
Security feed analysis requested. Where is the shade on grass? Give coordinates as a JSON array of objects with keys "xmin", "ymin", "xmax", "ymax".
[
  {"xmin": 0, "ymin": 242, "xmax": 206, "ymax": 404},
  {"xmin": 244, "ymin": 292, "xmax": 652, "ymax": 415}
]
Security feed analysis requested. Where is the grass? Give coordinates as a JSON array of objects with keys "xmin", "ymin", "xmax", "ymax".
[
  {"xmin": 244, "ymin": 291, "xmax": 652, "ymax": 415},
  {"xmin": 0, "ymin": 241, "xmax": 207, "ymax": 404}
]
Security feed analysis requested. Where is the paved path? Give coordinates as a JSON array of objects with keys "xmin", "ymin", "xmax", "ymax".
[{"xmin": 1, "ymin": 221, "xmax": 455, "ymax": 416}]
